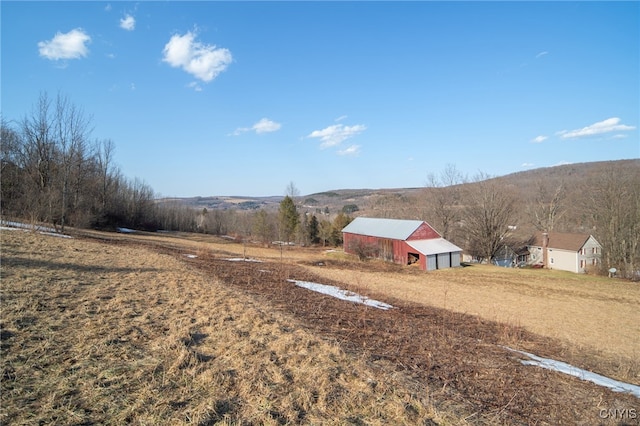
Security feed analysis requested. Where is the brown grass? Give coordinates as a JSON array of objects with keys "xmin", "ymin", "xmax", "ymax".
[
  {"xmin": 1, "ymin": 230, "xmax": 440, "ymax": 425},
  {"xmin": 125, "ymin": 230, "xmax": 640, "ymax": 380},
  {"xmin": 308, "ymin": 260, "xmax": 640, "ymax": 373},
  {"xmin": 2, "ymin": 228, "xmax": 639, "ymax": 425}
]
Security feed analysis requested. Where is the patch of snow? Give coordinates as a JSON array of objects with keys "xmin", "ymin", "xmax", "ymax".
[
  {"xmin": 39, "ymin": 231, "xmax": 72, "ymax": 239},
  {"xmin": 505, "ymin": 347, "xmax": 640, "ymax": 398},
  {"xmin": 1, "ymin": 221, "xmax": 71, "ymax": 238},
  {"xmin": 224, "ymin": 258, "xmax": 263, "ymax": 263},
  {"xmin": 287, "ymin": 279, "xmax": 393, "ymax": 310},
  {"xmin": 185, "ymin": 254, "xmax": 198, "ymax": 259},
  {"xmin": 116, "ymin": 227, "xmax": 135, "ymax": 233},
  {"xmin": 1, "ymin": 220, "xmax": 56, "ymax": 233}
]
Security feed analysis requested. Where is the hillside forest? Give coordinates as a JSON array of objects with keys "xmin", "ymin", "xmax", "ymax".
[{"xmin": 2, "ymin": 93, "xmax": 639, "ymax": 278}]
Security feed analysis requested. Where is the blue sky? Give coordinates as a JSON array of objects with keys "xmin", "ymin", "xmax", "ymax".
[{"xmin": 2, "ymin": 1, "xmax": 638, "ymax": 197}]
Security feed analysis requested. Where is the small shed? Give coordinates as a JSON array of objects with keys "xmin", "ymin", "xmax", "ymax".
[{"xmin": 342, "ymin": 217, "xmax": 462, "ymax": 271}]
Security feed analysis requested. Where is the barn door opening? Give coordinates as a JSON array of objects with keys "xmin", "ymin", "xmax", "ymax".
[{"xmin": 408, "ymin": 252, "xmax": 420, "ymax": 266}]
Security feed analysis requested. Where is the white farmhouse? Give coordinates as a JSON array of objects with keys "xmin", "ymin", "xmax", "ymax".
[{"xmin": 527, "ymin": 232, "xmax": 602, "ymax": 273}]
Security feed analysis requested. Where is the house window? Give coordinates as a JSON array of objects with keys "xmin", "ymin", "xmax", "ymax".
[
  {"xmin": 580, "ymin": 260, "xmax": 586, "ymax": 269},
  {"xmin": 550, "ymin": 258, "xmax": 554, "ymax": 264},
  {"xmin": 592, "ymin": 247, "xmax": 597, "ymax": 254},
  {"xmin": 592, "ymin": 258, "xmax": 597, "ymax": 265}
]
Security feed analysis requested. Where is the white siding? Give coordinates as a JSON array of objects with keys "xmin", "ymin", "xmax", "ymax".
[{"xmin": 547, "ymin": 248, "xmax": 578, "ymax": 273}]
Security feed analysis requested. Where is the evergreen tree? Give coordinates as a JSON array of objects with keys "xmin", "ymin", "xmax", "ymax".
[
  {"xmin": 308, "ymin": 214, "xmax": 320, "ymax": 244},
  {"xmin": 278, "ymin": 195, "xmax": 299, "ymax": 243}
]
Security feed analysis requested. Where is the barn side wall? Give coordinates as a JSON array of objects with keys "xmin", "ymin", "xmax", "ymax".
[
  {"xmin": 343, "ymin": 233, "xmax": 411, "ymax": 267},
  {"xmin": 407, "ymin": 222, "xmax": 440, "ymax": 240},
  {"xmin": 401, "ymin": 241, "xmax": 428, "ymax": 270}
]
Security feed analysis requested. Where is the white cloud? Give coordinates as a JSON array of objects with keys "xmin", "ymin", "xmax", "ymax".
[
  {"xmin": 535, "ymin": 51, "xmax": 548, "ymax": 59},
  {"xmin": 231, "ymin": 118, "xmax": 281, "ymax": 136},
  {"xmin": 521, "ymin": 162, "xmax": 535, "ymax": 168},
  {"xmin": 337, "ymin": 145, "xmax": 361, "ymax": 156},
  {"xmin": 558, "ymin": 117, "xmax": 635, "ymax": 139},
  {"xmin": 120, "ymin": 14, "xmax": 135, "ymax": 31},
  {"xmin": 253, "ymin": 118, "xmax": 281, "ymax": 134},
  {"xmin": 531, "ymin": 135, "xmax": 547, "ymax": 143},
  {"xmin": 335, "ymin": 115, "xmax": 348, "ymax": 122},
  {"xmin": 38, "ymin": 28, "xmax": 91, "ymax": 60},
  {"xmin": 187, "ymin": 81, "xmax": 202, "ymax": 92},
  {"xmin": 307, "ymin": 123, "xmax": 366, "ymax": 149},
  {"xmin": 162, "ymin": 31, "xmax": 232, "ymax": 83}
]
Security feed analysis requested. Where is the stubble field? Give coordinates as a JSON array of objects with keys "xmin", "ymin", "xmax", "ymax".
[{"xmin": 1, "ymin": 228, "xmax": 638, "ymax": 425}]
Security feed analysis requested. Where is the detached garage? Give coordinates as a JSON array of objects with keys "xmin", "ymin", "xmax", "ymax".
[{"xmin": 342, "ymin": 217, "xmax": 462, "ymax": 271}]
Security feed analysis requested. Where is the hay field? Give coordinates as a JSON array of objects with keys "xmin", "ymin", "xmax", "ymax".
[
  {"xmin": 132, "ymin": 230, "xmax": 640, "ymax": 373},
  {"xmin": 1, "ymin": 230, "xmax": 439, "ymax": 425},
  {"xmin": 2, "ymin": 229, "xmax": 639, "ymax": 425},
  {"xmin": 308, "ymin": 261, "xmax": 640, "ymax": 367}
]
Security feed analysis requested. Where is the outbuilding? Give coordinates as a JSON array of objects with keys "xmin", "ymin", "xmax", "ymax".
[{"xmin": 341, "ymin": 217, "xmax": 462, "ymax": 271}]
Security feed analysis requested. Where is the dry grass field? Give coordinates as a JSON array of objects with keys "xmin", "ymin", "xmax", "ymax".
[{"xmin": 2, "ymin": 228, "xmax": 639, "ymax": 425}]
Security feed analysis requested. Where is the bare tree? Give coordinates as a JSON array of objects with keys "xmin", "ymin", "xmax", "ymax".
[
  {"xmin": 96, "ymin": 139, "xmax": 116, "ymax": 211},
  {"xmin": 1, "ymin": 118, "xmax": 23, "ymax": 216},
  {"xmin": 18, "ymin": 92, "xmax": 57, "ymax": 224},
  {"xmin": 462, "ymin": 172, "xmax": 517, "ymax": 262},
  {"xmin": 586, "ymin": 166, "xmax": 640, "ymax": 278},
  {"xmin": 285, "ymin": 181, "xmax": 300, "ymax": 199},
  {"xmin": 53, "ymin": 93, "xmax": 92, "ymax": 231},
  {"xmin": 318, "ymin": 219, "xmax": 333, "ymax": 247},
  {"xmin": 528, "ymin": 180, "xmax": 565, "ymax": 232},
  {"xmin": 252, "ymin": 209, "xmax": 275, "ymax": 245},
  {"xmin": 424, "ymin": 163, "xmax": 467, "ymax": 240}
]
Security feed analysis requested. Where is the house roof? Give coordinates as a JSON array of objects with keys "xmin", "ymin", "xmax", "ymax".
[
  {"xmin": 406, "ymin": 238, "xmax": 463, "ymax": 256},
  {"xmin": 531, "ymin": 232, "xmax": 598, "ymax": 251},
  {"xmin": 341, "ymin": 217, "xmax": 425, "ymax": 240}
]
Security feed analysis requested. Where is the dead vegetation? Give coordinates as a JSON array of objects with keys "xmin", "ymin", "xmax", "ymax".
[{"xmin": 2, "ymin": 229, "xmax": 639, "ymax": 425}]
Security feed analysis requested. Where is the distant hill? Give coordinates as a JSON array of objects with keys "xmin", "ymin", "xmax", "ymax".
[{"xmin": 159, "ymin": 159, "xmax": 639, "ymax": 227}]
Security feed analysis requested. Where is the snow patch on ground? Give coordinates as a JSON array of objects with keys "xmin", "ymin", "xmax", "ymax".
[
  {"xmin": 287, "ymin": 279, "xmax": 393, "ymax": 310},
  {"xmin": 117, "ymin": 227, "xmax": 136, "ymax": 233},
  {"xmin": 224, "ymin": 258, "xmax": 263, "ymax": 263},
  {"xmin": 505, "ymin": 347, "xmax": 640, "ymax": 398},
  {"xmin": 1, "ymin": 221, "xmax": 72, "ymax": 238},
  {"xmin": 185, "ymin": 254, "xmax": 198, "ymax": 259}
]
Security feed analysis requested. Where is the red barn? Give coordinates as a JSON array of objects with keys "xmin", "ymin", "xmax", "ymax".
[{"xmin": 342, "ymin": 217, "xmax": 462, "ymax": 271}]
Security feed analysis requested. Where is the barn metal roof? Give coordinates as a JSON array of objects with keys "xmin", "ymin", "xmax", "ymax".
[
  {"xmin": 341, "ymin": 217, "xmax": 425, "ymax": 240},
  {"xmin": 406, "ymin": 238, "xmax": 463, "ymax": 256}
]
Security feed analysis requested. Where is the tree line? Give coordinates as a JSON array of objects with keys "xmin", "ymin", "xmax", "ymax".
[
  {"xmin": 1, "ymin": 93, "xmax": 352, "ymax": 246},
  {"xmin": 2, "ymin": 93, "xmax": 159, "ymax": 232}
]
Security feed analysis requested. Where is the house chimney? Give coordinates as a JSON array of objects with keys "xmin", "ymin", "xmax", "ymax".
[{"xmin": 542, "ymin": 232, "xmax": 549, "ymax": 268}]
